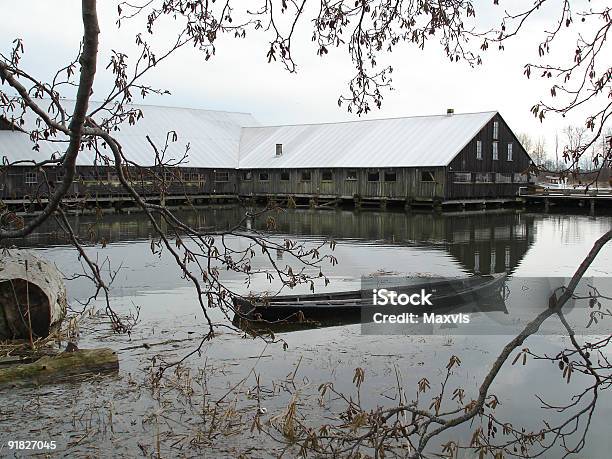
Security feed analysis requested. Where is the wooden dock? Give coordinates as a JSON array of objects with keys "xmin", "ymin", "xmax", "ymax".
[
  {"xmin": 4, "ymin": 187, "xmax": 610, "ymax": 216},
  {"xmin": 2, "ymin": 193, "xmax": 239, "ymax": 216},
  {"xmin": 519, "ymin": 187, "xmax": 612, "ymax": 213},
  {"xmin": 241, "ymin": 193, "xmax": 525, "ymax": 211}
]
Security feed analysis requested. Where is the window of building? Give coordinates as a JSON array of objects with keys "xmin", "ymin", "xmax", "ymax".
[
  {"xmin": 321, "ymin": 170, "xmax": 333, "ymax": 181},
  {"xmin": 507, "ymin": 143, "xmax": 513, "ymax": 161},
  {"xmin": 215, "ymin": 171, "xmax": 229, "ymax": 182},
  {"xmin": 164, "ymin": 168, "xmax": 181, "ymax": 183},
  {"xmin": 259, "ymin": 172, "xmax": 269, "ymax": 181},
  {"xmin": 496, "ymin": 173, "xmax": 512, "ymax": 183},
  {"xmin": 25, "ymin": 171, "xmax": 37, "ymax": 185},
  {"xmin": 453, "ymin": 172, "xmax": 472, "ymax": 183},
  {"xmin": 301, "ymin": 171, "xmax": 311, "ymax": 182},
  {"xmin": 275, "ymin": 144, "xmax": 283, "ymax": 156},
  {"xmin": 384, "ymin": 171, "xmax": 397, "ymax": 182},
  {"xmin": 421, "ymin": 170, "xmax": 436, "ymax": 182},
  {"xmin": 475, "ymin": 172, "xmax": 493, "ymax": 183},
  {"xmin": 476, "ymin": 140, "xmax": 482, "ymax": 160},
  {"xmin": 514, "ymin": 172, "xmax": 528, "ymax": 183},
  {"xmin": 367, "ymin": 171, "xmax": 380, "ymax": 182},
  {"xmin": 280, "ymin": 171, "xmax": 290, "ymax": 181},
  {"xmin": 242, "ymin": 171, "xmax": 253, "ymax": 181},
  {"xmin": 492, "ymin": 142, "xmax": 499, "ymax": 160},
  {"xmin": 493, "ymin": 121, "xmax": 499, "ymax": 140},
  {"xmin": 346, "ymin": 170, "xmax": 358, "ymax": 181}
]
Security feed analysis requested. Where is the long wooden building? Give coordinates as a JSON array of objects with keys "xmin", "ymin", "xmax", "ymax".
[
  {"xmin": 238, "ymin": 110, "xmax": 533, "ymax": 204},
  {"xmin": 0, "ymin": 103, "xmax": 533, "ymax": 208}
]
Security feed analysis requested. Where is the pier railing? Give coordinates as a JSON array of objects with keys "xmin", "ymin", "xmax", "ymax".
[{"xmin": 519, "ymin": 186, "xmax": 612, "ymax": 197}]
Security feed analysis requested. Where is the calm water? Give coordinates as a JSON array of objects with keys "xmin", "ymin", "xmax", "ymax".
[{"xmin": 1, "ymin": 207, "xmax": 611, "ymax": 457}]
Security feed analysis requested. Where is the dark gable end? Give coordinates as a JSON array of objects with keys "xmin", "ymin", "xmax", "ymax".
[
  {"xmin": 497, "ymin": 112, "xmax": 534, "ymax": 165},
  {"xmin": 445, "ymin": 112, "xmax": 533, "ymax": 199}
]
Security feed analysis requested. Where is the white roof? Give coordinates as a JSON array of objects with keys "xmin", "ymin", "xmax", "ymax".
[
  {"xmin": 238, "ymin": 111, "xmax": 496, "ymax": 169},
  {"xmin": 0, "ymin": 130, "xmax": 59, "ymax": 165},
  {"xmin": 1, "ymin": 105, "xmax": 496, "ymax": 169},
  {"xmin": 1, "ymin": 101, "xmax": 258, "ymax": 168}
]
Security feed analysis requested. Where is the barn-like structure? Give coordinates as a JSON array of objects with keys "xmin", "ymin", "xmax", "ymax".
[
  {"xmin": 0, "ymin": 103, "xmax": 256, "ymax": 201},
  {"xmin": 0, "ymin": 103, "xmax": 533, "ymax": 208},
  {"xmin": 238, "ymin": 110, "xmax": 532, "ymax": 203}
]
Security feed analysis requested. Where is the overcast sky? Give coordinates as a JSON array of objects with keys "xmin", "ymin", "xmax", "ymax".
[{"xmin": 1, "ymin": 1, "xmax": 603, "ymax": 157}]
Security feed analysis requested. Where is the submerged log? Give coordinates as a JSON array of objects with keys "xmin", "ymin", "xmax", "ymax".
[
  {"xmin": 0, "ymin": 348, "xmax": 119, "ymax": 387},
  {"xmin": 0, "ymin": 250, "xmax": 68, "ymax": 339}
]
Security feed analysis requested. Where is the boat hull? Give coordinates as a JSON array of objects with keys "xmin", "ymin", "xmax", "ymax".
[{"xmin": 233, "ymin": 274, "xmax": 506, "ymax": 326}]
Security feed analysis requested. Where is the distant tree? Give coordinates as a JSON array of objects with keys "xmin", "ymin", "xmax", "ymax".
[
  {"xmin": 542, "ymin": 157, "xmax": 557, "ymax": 172},
  {"xmin": 518, "ymin": 132, "xmax": 548, "ymax": 167},
  {"xmin": 592, "ymin": 128, "xmax": 612, "ymax": 185},
  {"xmin": 532, "ymin": 136, "xmax": 548, "ymax": 167},
  {"xmin": 563, "ymin": 125, "xmax": 589, "ymax": 171},
  {"xmin": 517, "ymin": 132, "xmax": 533, "ymax": 155}
]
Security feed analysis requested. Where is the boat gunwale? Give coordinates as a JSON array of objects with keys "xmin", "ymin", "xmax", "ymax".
[{"xmin": 233, "ymin": 274, "xmax": 506, "ymax": 310}]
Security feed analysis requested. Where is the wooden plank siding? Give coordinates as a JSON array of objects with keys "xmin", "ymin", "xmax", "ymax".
[
  {"xmin": 238, "ymin": 167, "xmax": 446, "ymax": 201},
  {"xmin": 0, "ymin": 166, "xmax": 238, "ymax": 200},
  {"xmin": 446, "ymin": 113, "xmax": 532, "ymax": 199}
]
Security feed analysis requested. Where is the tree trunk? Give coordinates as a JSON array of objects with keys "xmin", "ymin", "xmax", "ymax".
[{"xmin": 0, "ymin": 348, "xmax": 118, "ymax": 387}]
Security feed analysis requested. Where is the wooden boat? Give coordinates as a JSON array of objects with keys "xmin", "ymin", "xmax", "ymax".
[
  {"xmin": 234, "ymin": 292, "xmax": 508, "ymax": 334},
  {"xmin": 233, "ymin": 273, "xmax": 506, "ymax": 326},
  {"xmin": 0, "ymin": 250, "xmax": 67, "ymax": 339}
]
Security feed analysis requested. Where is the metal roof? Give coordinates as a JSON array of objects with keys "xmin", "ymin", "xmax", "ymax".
[
  {"xmin": 0, "ymin": 131, "xmax": 60, "ymax": 165},
  {"xmin": 1, "ymin": 104, "xmax": 496, "ymax": 169},
  {"xmin": 1, "ymin": 101, "xmax": 258, "ymax": 168},
  {"xmin": 93, "ymin": 104, "xmax": 258, "ymax": 168},
  {"xmin": 238, "ymin": 111, "xmax": 497, "ymax": 169}
]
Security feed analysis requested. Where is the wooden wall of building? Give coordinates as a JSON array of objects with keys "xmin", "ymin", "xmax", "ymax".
[
  {"xmin": 0, "ymin": 166, "xmax": 238, "ymax": 200},
  {"xmin": 238, "ymin": 167, "xmax": 446, "ymax": 201},
  {"xmin": 446, "ymin": 113, "xmax": 532, "ymax": 199}
]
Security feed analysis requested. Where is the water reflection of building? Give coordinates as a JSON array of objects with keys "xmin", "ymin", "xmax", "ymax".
[
  {"xmin": 444, "ymin": 213, "xmax": 534, "ymax": 274},
  {"xmin": 250, "ymin": 209, "xmax": 535, "ymax": 275},
  {"xmin": 4, "ymin": 206, "xmax": 243, "ymax": 249},
  {"xmin": 7, "ymin": 207, "xmax": 535, "ymax": 275}
]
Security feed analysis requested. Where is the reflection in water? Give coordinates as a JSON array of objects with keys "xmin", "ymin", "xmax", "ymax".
[
  {"xmin": 2, "ymin": 207, "xmax": 612, "ymax": 458},
  {"xmin": 252, "ymin": 209, "xmax": 535, "ymax": 275},
  {"xmin": 2, "ymin": 207, "xmax": 540, "ymax": 327},
  {"xmin": 10, "ymin": 207, "xmax": 536, "ymax": 276}
]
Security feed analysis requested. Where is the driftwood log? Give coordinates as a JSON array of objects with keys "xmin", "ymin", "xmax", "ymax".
[
  {"xmin": 0, "ymin": 348, "xmax": 119, "ymax": 387},
  {"xmin": 0, "ymin": 249, "xmax": 67, "ymax": 339}
]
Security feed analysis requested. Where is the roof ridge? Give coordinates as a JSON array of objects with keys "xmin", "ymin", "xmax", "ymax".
[
  {"xmin": 244, "ymin": 110, "xmax": 498, "ymax": 129},
  {"xmin": 41, "ymin": 97, "xmax": 255, "ymax": 117}
]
